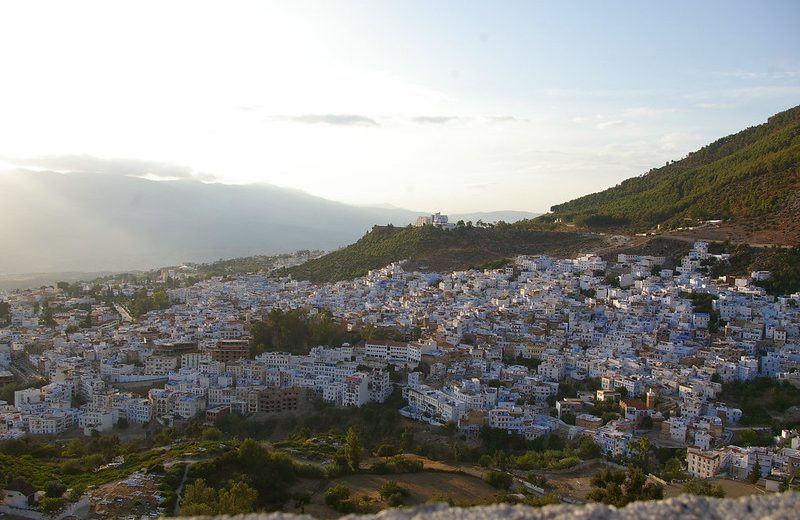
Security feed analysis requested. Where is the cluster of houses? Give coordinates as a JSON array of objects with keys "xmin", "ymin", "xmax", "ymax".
[
  {"xmin": 0, "ymin": 241, "xmax": 798, "ymax": 485},
  {"xmin": 686, "ymin": 429, "xmax": 800, "ymax": 488}
]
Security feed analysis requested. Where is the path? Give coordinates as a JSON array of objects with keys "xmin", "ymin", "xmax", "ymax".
[{"xmin": 173, "ymin": 463, "xmax": 191, "ymax": 516}]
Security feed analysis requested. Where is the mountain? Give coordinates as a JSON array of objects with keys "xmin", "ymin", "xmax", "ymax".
[
  {"xmin": 539, "ymin": 105, "xmax": 800, "ymax": 244},
  {"xmin": 0, "ymin": 170, "xmax": 424, "ymax": 274},
  {"xmin": 0, "ymin": 170, "xmax": 543, "ymax": 276},
  {"xmin": 279, "ymin": 224, "xmax": 598, "ymax": 283}
]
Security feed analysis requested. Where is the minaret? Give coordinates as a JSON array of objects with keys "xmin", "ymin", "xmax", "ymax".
[{"xmin": 646, "ymin": 388, "xmax": 657, "ymax": 409}]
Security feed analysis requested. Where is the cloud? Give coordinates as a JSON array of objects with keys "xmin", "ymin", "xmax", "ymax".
[
  {"xmin": 1, "ymin": 154, "xmax": 218, "ymax": 182},
  {"xmin": 596, "ymin": 120, "xmax": 625, "ymax": 129},
  {"xmin": 267, "ymin": 114, "xmax": 379, "ymax": 126},
  {"xmin": 484, "ymin": 115, "xmax": 529, "ymax": 123},
  {"xmin": 409, "ymin": 116, "xmax": 459, "ymax": 124}
]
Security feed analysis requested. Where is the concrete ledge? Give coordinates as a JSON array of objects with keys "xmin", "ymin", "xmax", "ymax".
[{"xmin": 183, "ymin": 492, "xmax": 800, "ymax": 520}]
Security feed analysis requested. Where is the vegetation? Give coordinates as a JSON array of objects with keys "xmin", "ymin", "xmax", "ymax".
[
  {"xmin": 279, "ymin": 224, "xmax": 597, "ymax": 283},
  {"xmin": 343, "ymin": 427, "xmax": 361, "ymax": 472},
  {"xmin": 749, "ymin": 460, "xmax": 762, "ymax": 484},
  {"xmin": 216, "ymin": 389, "xmax": 407, "ymax": 450},
  {"xmin": 180, "ymin": 479, "xmax": 258, "ymax": 516},
  {"xmin": 718, "ymin": 377, "xmax": 800, "ymax": 427},
  {"xmin": 682, "ymin": 478, "xmax": 725, "ymax": 498},
  {"xmin": 513, "ymin": 449, "xmax": 582, "ymax": 471},
  {"xmin": 129, "ymin": 288, "xmax": 171, "ymax": 318},
  {"xmin": 682, "ymin": 292, "xmax": 723, "ymax": 332},
  {"xmin": 371, "ymin": 456, "xmax": 424, "ymax": 474},
  {"xmin": 190, "ymin": 251, "xmax": 322, "ymax": 278},
  {"xmin": 484, "ymin": 470, "xmax": 513, "ymax": 490},
  {"xmin": 250, "ymin": 308, "xmax": 351, "ymax": 355},
  {"xmin": 537, "ymin": 104, "xmax": 800, "ymax": 231},
  {"xmin": 186, "ymin": 438, "xmax": 307, "ymax": 510},
  {"xmin": 587, "ymin": 468, "xmax": 664, "ymax": 507},
  {"xmin": 0, "ymin": 434, "xmax": 231, "ymax": 499},
  {"xmin": 708, "ymin": 243, "xmax": 800, "ymax": 296},
  {"xmin": 378, "ymin": 480, "xmax": 410, "ymax": 507},
  {"xmin": 324, "ymin": 483, "xmax": 354, "ymax": 514},
  {"xmin": 0, "ymin": 300, "xmax": 9, "ymax": 327},
  {"xmin": 661, "ymin": 457, "xmax": 688, "ymax": 481}
]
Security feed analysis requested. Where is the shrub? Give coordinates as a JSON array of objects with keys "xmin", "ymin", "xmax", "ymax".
[
  {"xmin": 371, "ymin": 456, "xmax": 424, "ymax": 474},
  {"xmin": 682, "ymin": 478, "xmax": 725, "ymax": 498},
  {"xmin": 485, "ymin": 470, "xmax": 513, "ymax": 490},
  {"xmin": 39, "ymin": 497, "xmax": 65, "ymax": 515},
  {"xmin": 44, "ymin": 480, "xmax": 67, "ymax": 498},
  {"xmin": 325, "ymin": 484, "xmax": 353, "ymax": 513},
  {"xmin": 379, "ymin": 480, "xmax": 410, "ymax": 507},
  {"xmin": 376, "ymin": 443, "xmax": 399, "ymax": 457}
]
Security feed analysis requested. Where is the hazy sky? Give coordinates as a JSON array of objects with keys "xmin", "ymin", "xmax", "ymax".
[{"xmin": 0, "ymin": 1, "xmax": 798, "ymax": 213}]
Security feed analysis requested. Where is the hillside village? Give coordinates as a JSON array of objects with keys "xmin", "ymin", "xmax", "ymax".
[{"xmin": 1, "ymin": 239, "xmax": 800, "ymax": 514}]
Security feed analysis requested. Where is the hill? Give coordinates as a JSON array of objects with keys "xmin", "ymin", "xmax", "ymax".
[
  {"xmin": 537, "ymin": 105, "xmax": 800, "ymax": 243},
  {"xmin": 278, "ymin": 224, "xmax": 598, "ymax": 283}
]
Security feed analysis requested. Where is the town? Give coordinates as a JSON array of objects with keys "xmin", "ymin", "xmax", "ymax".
[{"xmin": 0, "ymin": 239, "xmax": 799, "ymax": 516}]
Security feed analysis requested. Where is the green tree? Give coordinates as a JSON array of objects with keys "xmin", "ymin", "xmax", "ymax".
[
  {"xmin": 662, "ymin": 458, "xmax": 687, "ymax": 481},
  {"xmin": 0, "ymin": 301, "xmax": 10, "ymax": 327},
  {"xmin": 181, "ymin": 479, "xmax": 218, "ymax": 516},
  {"xmin": 344, "ymin": 427, "xmax": 361, "ymax": 472},
  {"xmin": 748, "ymin": 459, "xmax": 762, "ymax": 484},
  {"xmin": 217, "ymin": 481, "xmax": 258, "ymax": 515},
  {"xmin": 80, "ymin": 311, "xmax": 92, "ymax": 329},
  {"xmin": 629, "ymin": 437, "xmax": 651, "ymax": 470},
  {"xmin": 44, "ymin": 480, "xmax": 67, "ymax": 498},
  {"xmin": 578, "ymin": 437, "xmax": 602, "ymax": 459},
  {"xmin": 40, "ymin": 304, "xmax": 56, "ymax": 327},
  {"xmin": 201, "ymin": 427, "xmax": 223, "ymax": 441},
  {"xmin": 587, "ymin": 468, "xmax": 663, "ymax": 507}
]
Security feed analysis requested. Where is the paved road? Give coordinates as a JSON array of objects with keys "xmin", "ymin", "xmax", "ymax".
[{"xmin": 113, "ymin": 302, "xmax": 135, "ymax": 323}]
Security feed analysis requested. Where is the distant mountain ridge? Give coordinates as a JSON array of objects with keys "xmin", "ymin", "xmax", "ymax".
[
  {"xmin": 0, "ymin": 169, "xmax": 538, "ymax": 275},
  {"xmin": 539, "ymin": 104, "xmax": 800, "ymax": 243},
  {"xmin": 0, "ymin": 170, "xmax": 420, "ymax": 274}
]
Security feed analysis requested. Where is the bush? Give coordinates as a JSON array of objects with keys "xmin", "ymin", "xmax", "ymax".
[
  {"xmin": 379, "ymin": 480, "xmax": 410, "ymax": 507},
  {"xmin": 201, "ymin": 427, "xmax": 224, "ymax": 441},
  {"xmin": 376, "ymin": 443, "xmax": 400, "ymax": 457},
  {"xmin": 39, "ymin": 497, "xmax": 65, "ymax": 515},
  {"xmin": 325, "ymin": 484, "xmax": 353, "ymax": 513},
  {"xmin": 44, "ymin": 480, "xmax": 67, "ymax": 498},
  {"xmin": 387, "ymin": 492, "xmax": 406, "ymax": 507},
  {"xmin": 682, "ymin": 478, "xmax": 725, "ymax": 498},
  {"xmin": 371, "ymin": 456, "xmax": 423, "ymax": 474},
  {"xmin": 485, "ymin": 470, "xmax": 513, "ymax": 490}
]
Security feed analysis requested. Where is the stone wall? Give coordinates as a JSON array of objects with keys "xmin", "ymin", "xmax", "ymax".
[{"xmin": 185, "ymin": 492, "xmax": 799, "ymax": 520}]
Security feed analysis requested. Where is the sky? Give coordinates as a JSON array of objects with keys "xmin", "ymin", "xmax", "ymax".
[{"xmin": 0, "ymin": 0, "xmax": 798, "ymax": 213}]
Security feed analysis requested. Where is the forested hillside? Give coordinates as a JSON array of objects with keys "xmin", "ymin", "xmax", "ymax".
[
  {"xmin": 540, "ymin": 105, "xmax": 800, "ymax": 232},
  {"xmin": 278, "ymin": 224, "xmax": 597, "ymax": 283}
]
